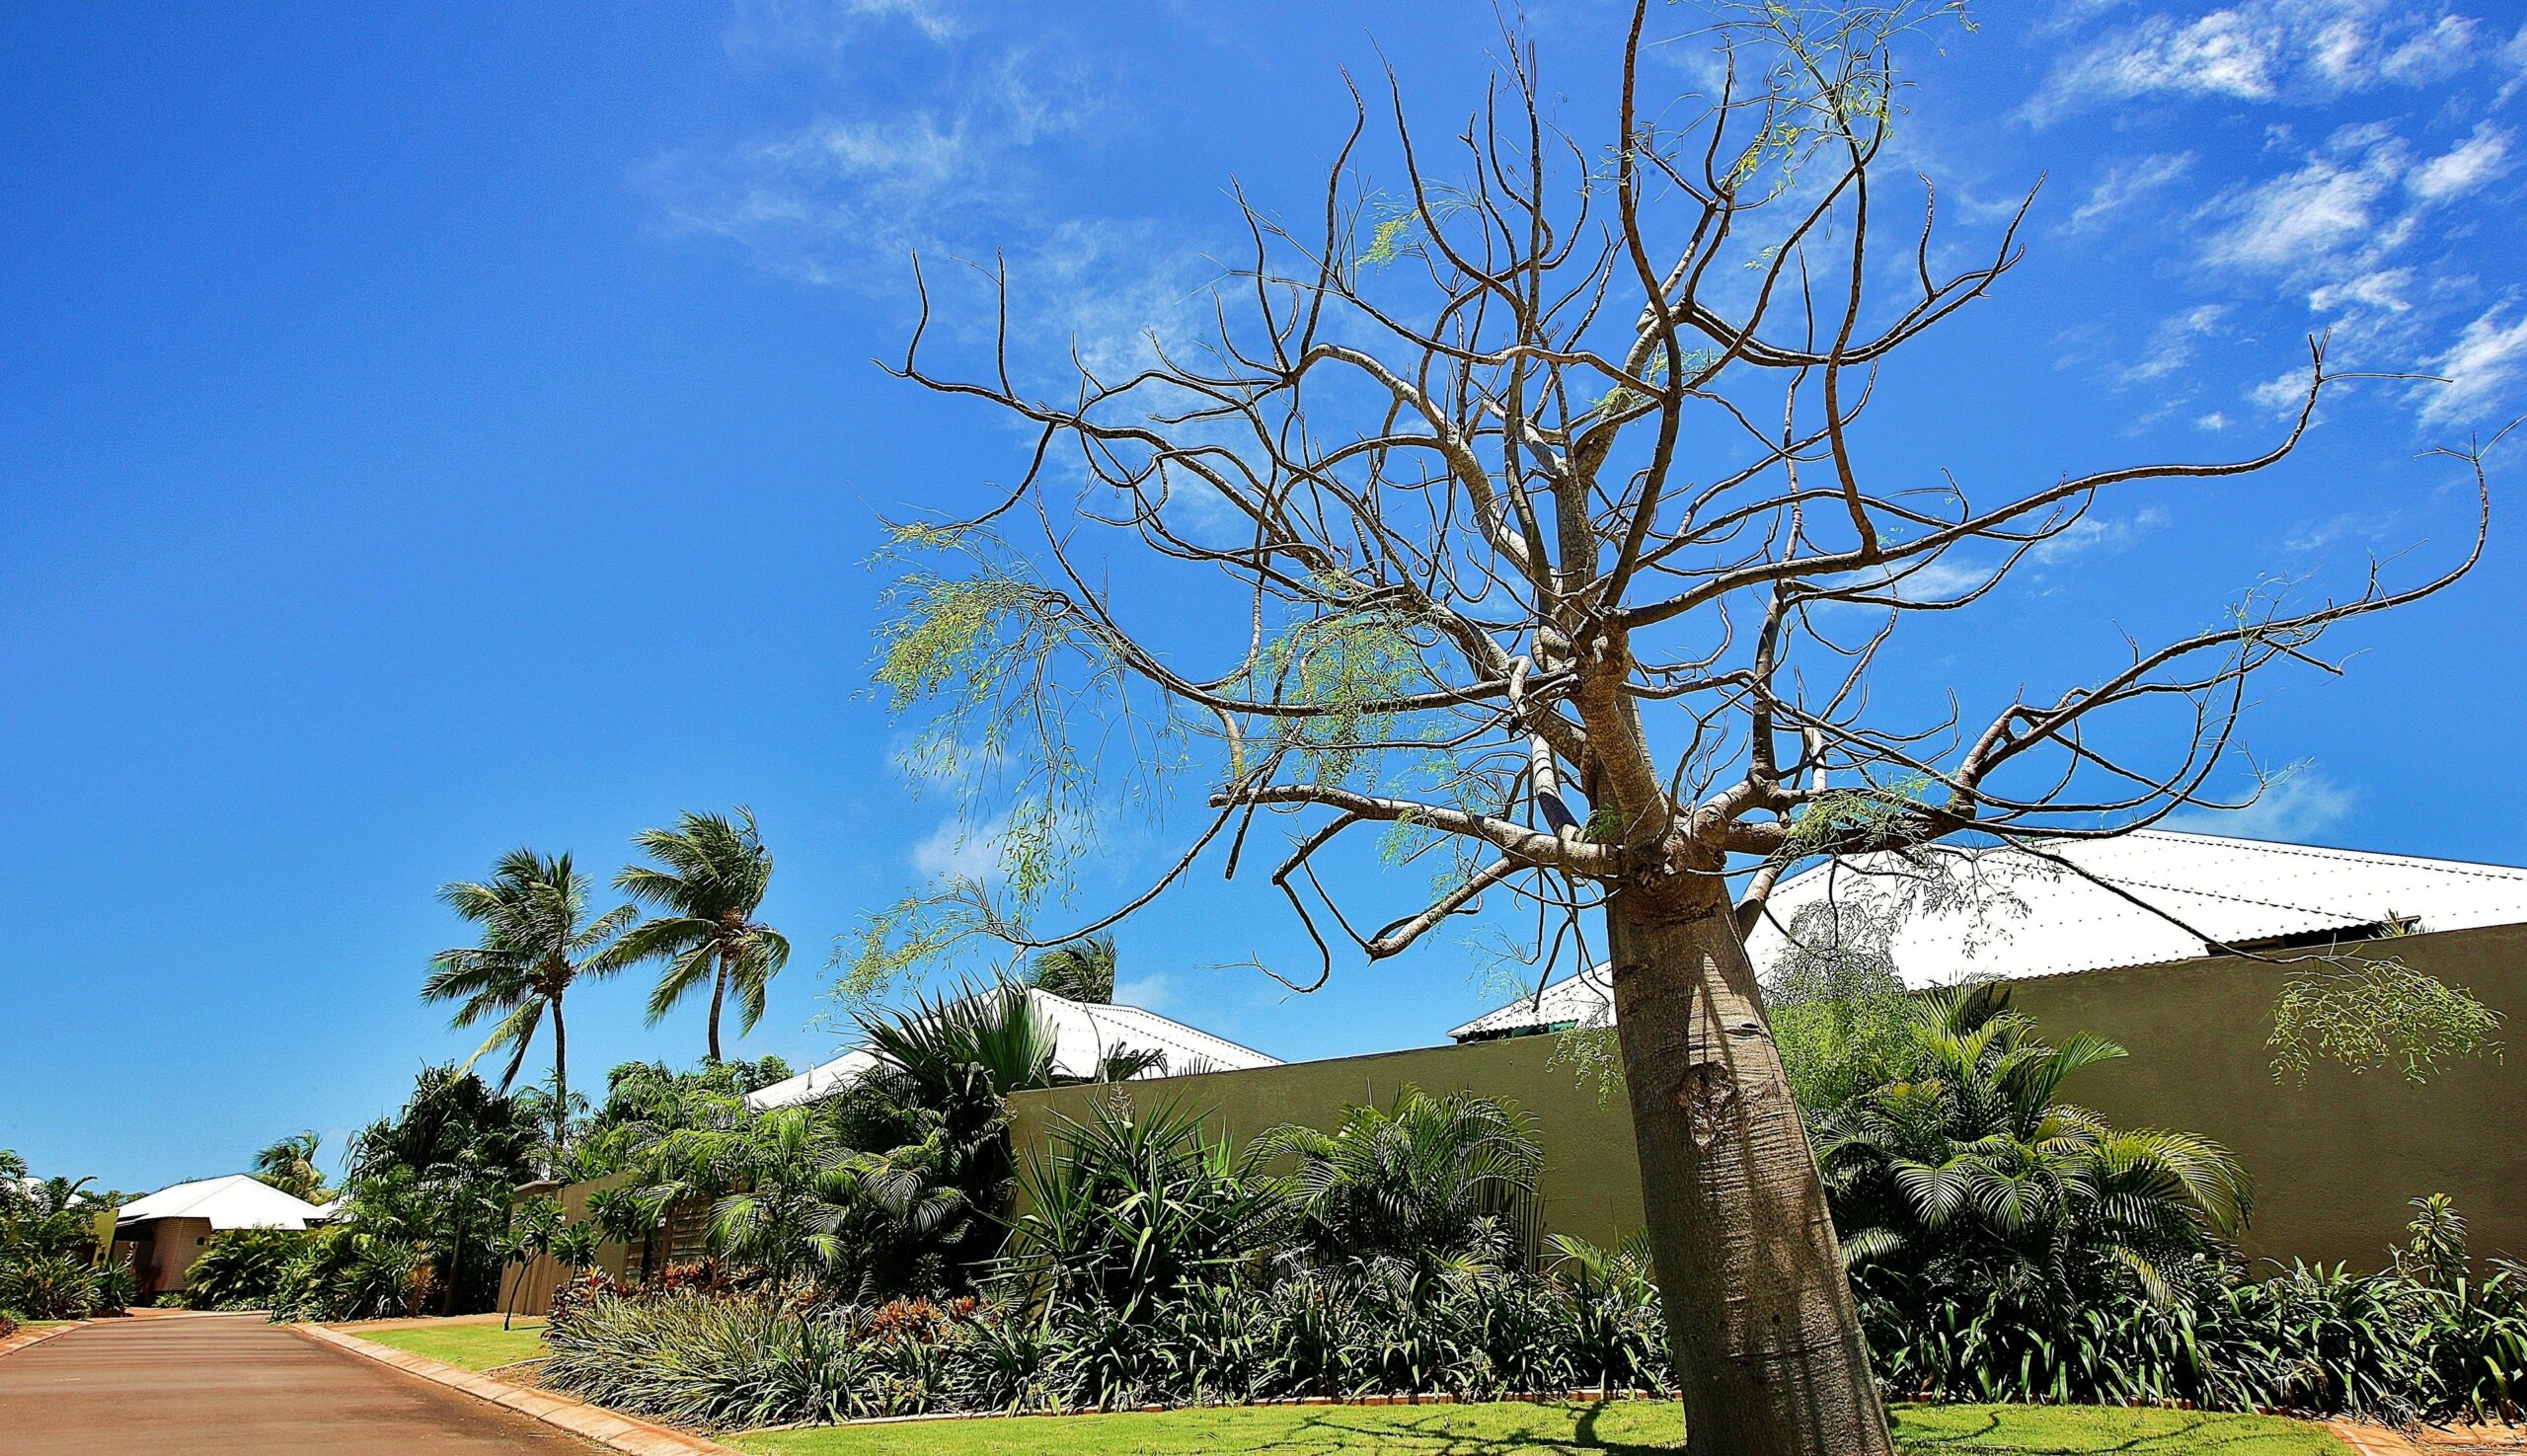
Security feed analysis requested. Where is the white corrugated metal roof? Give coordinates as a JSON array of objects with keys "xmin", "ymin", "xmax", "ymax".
[
  {"xmin": 114, "ymin": 1175, "xmax": 330, "ymax": 1231},
  {"xmin": 1450, "ymin": 830, "xmax": 2527, "ymax": 1040},
  {"xmin": 747, "ymin": 986, "xmax": 1280, "ymax": 1111}
]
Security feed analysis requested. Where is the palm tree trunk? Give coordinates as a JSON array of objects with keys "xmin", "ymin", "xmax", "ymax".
[
  {"xmin": 706, "ymin": 956, "xmax": 727, "ymax": 1062},
  {"xmin": 550, "ymin": 994, "xmax": 569, "ymax": 1153},
  {"xmin": 1606, "ymin": 891, "xmax": 1893, "ymax": 1456}
]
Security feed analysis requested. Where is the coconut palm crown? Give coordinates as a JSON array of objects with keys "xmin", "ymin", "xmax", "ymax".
[
  {"xmin": 422, "ymin": 848, "xmax": 635, "ymax": 1146},
  {"xmin": 605, "ymin": 807, "xmax": 790, "ymax": 1062}
]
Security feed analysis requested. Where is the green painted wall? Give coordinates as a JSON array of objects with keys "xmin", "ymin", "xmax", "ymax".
[{"xmin": 1007, "ymin": 922, "xmax": 2526, "ymax": 1266}]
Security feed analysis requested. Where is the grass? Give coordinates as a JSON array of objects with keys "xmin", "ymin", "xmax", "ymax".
[
  {"xmin": 354, "ymin": 1318, "xmax": 549, "ymax": 1372},
  {"xmin": 724, "ymin": 1401, "xmax": 2347, "ymax": 1456}
]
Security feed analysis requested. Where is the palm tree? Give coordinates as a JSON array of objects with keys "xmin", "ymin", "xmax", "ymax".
[
  {"xmin": 422, "ymin": 850, "xmax": 635, "ymax": 1148},
  {"xmin": 1257, "ymin": 1087, "xmax": 1545, "ymax": 1297},
  {"xmin": 254, "ymin": 1132, "xmax": 327, "ymax": 1202},
  {"xmin": 1815, "ymin": 983, "xmax": 2253, "ymax": 1313},
  {"xmin": 1027, "ymin": 934, "xmax": 1117, "ymax": 1003},
  {"xmin": 606, "ymin": 808, "xmax": 789, "ymax": 1062}
]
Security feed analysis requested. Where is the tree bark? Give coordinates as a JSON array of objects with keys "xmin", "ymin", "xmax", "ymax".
[
  {"xmin": 706, "ymin": 957, "xmax": 727, "ymax": 1062},
  {"xmin": 550, "ymin": 993, "xmax": 569, "ymax": 1152},
  {"xmin": 1608, "ymin": 889, "xmax": 1892, "ymax": 1456}
]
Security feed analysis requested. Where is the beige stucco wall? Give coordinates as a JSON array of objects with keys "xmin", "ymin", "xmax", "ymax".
[
  {"xmin": 498, "ymin": 1170, "xmax": 645, "ymax": 1317},
  {"xmin": 1008, "ymin": 921, "xmax": 2526, "ymax": 1267},
  {"xmin": 129, "ymin": 1216, "xmax": 214, "ymax": 1294},
  {"xmin": 1009, "ymin": 1033, "xmax": 1654, "ymax": 1253}
]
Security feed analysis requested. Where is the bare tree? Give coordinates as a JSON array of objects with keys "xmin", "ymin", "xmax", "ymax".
[{"xmin": 854, "ymin": 5, "xmax": 2490, "ymax": 1452}]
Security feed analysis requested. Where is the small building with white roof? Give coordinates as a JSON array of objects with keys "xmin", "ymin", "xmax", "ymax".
[
  {"xmin": 747, "ymin": 985, "xmax": 1281, "ymax": 1111},
  {"xmin": 115, "ymin": 1174, "xmax": 333, "ymax": 1296}
]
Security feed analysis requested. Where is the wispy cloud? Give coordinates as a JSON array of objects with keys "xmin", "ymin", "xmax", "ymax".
[
  {"xmin": 2119, "ymin": 305, "xmax": 2230, "ymax": 384},
  {"xmin": 2418, "ymin": 305, "xmax": 2527, "ymax": 426},
  {"xmin": 2199, "ymin": 124, "xmax": 2408, "ymax": 276},
  {"xmin": 910, "ymin": 810, "xmax": 1004, "ymax": 881},
  {"xmin": 2030, "ymin": 504, "xmax": 2172, "ymax": 565},
  {"xmin": 2068, "ymin": 151, "xmax": 2195, "ymax": 231},
  {"xmin": 2408, "ymin": 121, "xmax": 2514, "ymax": 202},
  {"xmin": 2281, "ymin": 508, "xmax": 2403, "ymax": 551},
  {"xmin": 2168, "ymin": 766, "xmax": 2358, "ymax": 840},
  {"xmin": 644, "ymin": 7, "xmax": 1105, "ymax": 288},
  {"xmin": 2029, "ymin": 1, "xmax": 2489, "ymax": 125}
]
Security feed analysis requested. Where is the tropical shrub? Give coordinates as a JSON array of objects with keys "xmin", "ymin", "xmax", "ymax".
[
  {"xmin": 268, "ymin": 1226, "xmax": 434, "ymax": 1322},
  {"xmin": 185, "ymin": 1228, "xmax": 307, "ymax": 1310},
  {"xmin": 540, "ymin": 1269, "xmax": 1671, "ymax": 1425},
  {"xmin": 1001, "ymin": 1095, "xmax": 1284, "ymax": 1316},
  {"xmin": 1257, "ymin": 1087, "xmax": 1542, "ymax": 1296},
  {"xmin": 0, "ymin": 1151, "xmax": 124, "ymax": 1320}
]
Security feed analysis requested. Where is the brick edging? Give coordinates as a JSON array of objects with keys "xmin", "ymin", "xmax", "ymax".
[
  {"xmin": 2325, "ymin": 1420, "xmax": 2428, "ymax": 1456},
  {"xmin": 293, "ymin": 1322, "xmax": 741, "ymax": 1456},
  {"xmin": 0, "ymin": 1322, "xmax": 84, "ymax": 1361}
]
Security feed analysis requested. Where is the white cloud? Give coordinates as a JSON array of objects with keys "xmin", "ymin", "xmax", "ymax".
[
  {"xmin": 2408, "ymin": 121, "xmax": 2514, "ymax": 202},
  {"xmin": 2032, "ymin": 1, "xmax": 2489, "ymax": 123},
  {"xmin": 2169, "ymin": 767, "xmax": 2357, "ymax": 840},
  {"xmin": 2281, "ymin": 508, "xmax": 2402, "ymax": 551},
  {"xmin": 2195, "ymin": 411, "xmax": 2232, "ymax": 430},
  {"xmin": 910, "ymin": 811, "xmax": 1004, "ymax": 881},
  {"xmin": 2248, "ymin": 366, "xmax": 2318, "ymax": 417},
  {"xmin": 725, "ymin": 0, "xmax": 965, "ymax": 56},
  {"xmin": 2120, "ymin": 304, "xmax": 2230, "ymax": 383},
  {"xmin": 2069, "ymin": 152, "xmax": 2195, "ymax": 231},
  {"xmin": 1112, "ymin": 972, "xmax": 1175, "ymax": 1014},
  {"xmin": 2031, "ymin": 504, "xmax": 2171, "ymax": 565},
  {"xmin": 2200, "ymin": 129, "xmax": 2406, "ymax": 275},
  {"xmin": 2306, "ymin": 267, "xmax": 2412, "ymax": 315},
  {"xmin": 2418, "ymin": 305, "xmax": 2527, "ymax": 426}
]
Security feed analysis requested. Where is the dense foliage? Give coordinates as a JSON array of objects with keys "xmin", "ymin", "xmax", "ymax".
[
  {"xmin": 530, "ymin": 988, "xmax": 2524, "ymax": 1432},
  {"xmin": 0, "ymin": 1151, "xmax": 130, "ymax": 1321},
  {"xmin": 184, "ymin": 1227, "xmax": 307, "ymax": 1310},
  {"xmin": 267, "ymin": 1065, "xmax": 547, "ymax": 1320}
]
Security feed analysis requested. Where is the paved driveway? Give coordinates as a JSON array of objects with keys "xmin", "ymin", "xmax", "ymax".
[{"xmin": 0, "ymin": 1313, "xmax": 598, "ymax": 1453}]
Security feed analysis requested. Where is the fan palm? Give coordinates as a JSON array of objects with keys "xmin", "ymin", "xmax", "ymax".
[
  {"xmin": 422, "ymin": 850, "xmax": 635, "ymax": 1147},
  {"xmin": 1027, "ymin": 934, "xmax": 1117, "ymax": 1003},
  {"xmin": 606, "ymin": 808, "xmax": 789, "ymax": 1062},
  {"xmin": 254, "ymin": 1132, "xmax": 327, "ymax": 1202},
  {"xmin": 1815, "ymin": 983, "xmax": 2253, "ymax": 1314},
  {"xmin": 1256, "ymin": 1086, "xmax": 1544, "ymax": 1296}
]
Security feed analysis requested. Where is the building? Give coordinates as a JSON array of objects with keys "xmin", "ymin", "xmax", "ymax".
[
  {"xmin": 114, "ymin": 1174, "xmax": 332, "ymax": 1297},
  {"xmin": 1450, "ymin": 830, "xmax": 2527, "ymax": 1042},
  {"xmin": 744, "ymin": 985, "xmax": 1280, "ymax": 1111},
  {"xmin": 1012, "ymin": 831, "xmax": 2527, "ymax": 1266}
]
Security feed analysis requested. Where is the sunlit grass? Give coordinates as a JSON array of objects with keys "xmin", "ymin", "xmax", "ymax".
[{"xmin": 725, "ymin": 1400, "xmax": 2345, "ymax": 1456}]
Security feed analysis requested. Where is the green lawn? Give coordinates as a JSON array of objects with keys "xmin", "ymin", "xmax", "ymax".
[
  {"xmin": 353, "ymin": 1319, "xmax": 548, "ymax": 1372},
  {"xmin": 726, "ymin": 1401, "xmax": 2344, "ymax": 1456}
]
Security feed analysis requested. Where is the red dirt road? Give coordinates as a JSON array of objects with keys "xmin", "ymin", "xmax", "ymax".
[{"xmin": 0, "ymin": 1312, "xmax": 600, "ymax": 1453}]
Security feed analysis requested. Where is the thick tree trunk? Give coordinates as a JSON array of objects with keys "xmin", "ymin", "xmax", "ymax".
[{"xmin": 1608, "ymin": 890, "xmax": 1892, "ymax": 1456}]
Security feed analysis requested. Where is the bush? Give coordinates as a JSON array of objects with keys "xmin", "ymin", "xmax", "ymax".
[
  {"xmin": 186, "ymin": 1228, "xmax": 306, "ymax": 1311},
  {"xmin": 540, "ymin": 1264, "xmax": 1671, "ymax": 1427},
  {"xmin": 268, "ymin": 1227, "xmax": 434, "ymax": 1322}
]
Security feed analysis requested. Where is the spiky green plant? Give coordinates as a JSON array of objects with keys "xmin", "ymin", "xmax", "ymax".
[
  {"xmin": 1027, "ymin": 935, "xmax": 1118, "ymax": 1003},
  {"xmin": 1256, "ymin": 1087, "xmax": 1544, "ymax": 1298}
]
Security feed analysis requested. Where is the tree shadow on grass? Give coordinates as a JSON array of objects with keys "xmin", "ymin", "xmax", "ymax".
[
  {"xmin": 1244, "ymin": 1405, "xmax": 1682, "ymax": 1455},
  {"xmin": 1892, "ymin": 1408, "xmax": 2334, "ymax": 1456}
]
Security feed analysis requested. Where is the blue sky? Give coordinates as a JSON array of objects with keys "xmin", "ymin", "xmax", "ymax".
[{"xmin": 6, "ymin": 0, "xmax": 2525, "ymax": 1193}]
